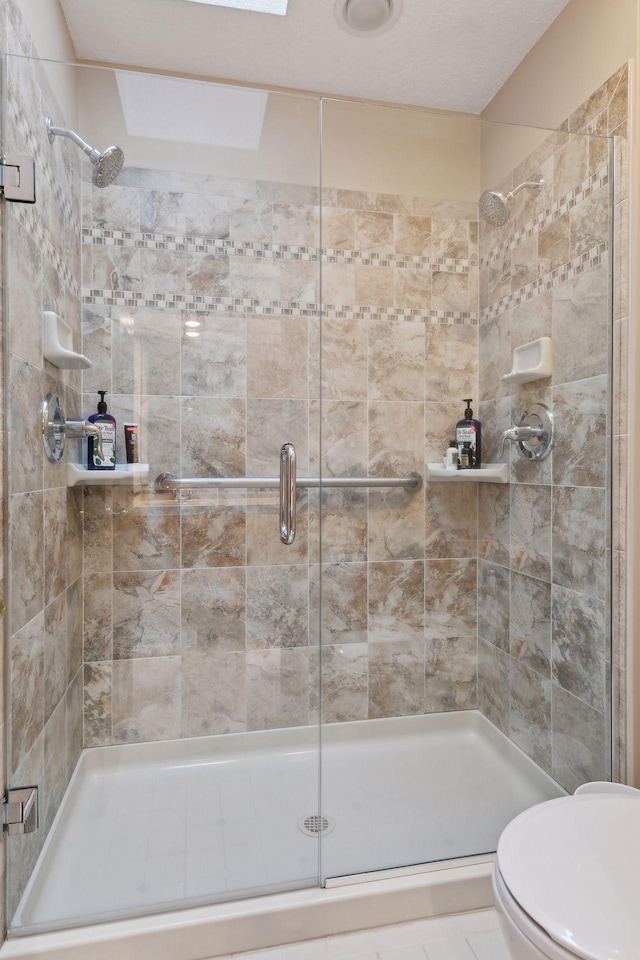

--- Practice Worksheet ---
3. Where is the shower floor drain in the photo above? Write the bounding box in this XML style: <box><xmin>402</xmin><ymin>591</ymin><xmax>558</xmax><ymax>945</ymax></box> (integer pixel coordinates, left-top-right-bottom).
<box><xmin>298</xmin><ymin>814</ymin><xmax>335</xmax><ymax>837</ymax></box>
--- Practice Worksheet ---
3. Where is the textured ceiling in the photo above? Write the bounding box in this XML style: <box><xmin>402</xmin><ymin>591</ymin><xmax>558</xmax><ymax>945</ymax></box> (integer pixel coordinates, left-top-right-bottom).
<box><xmin>59</xmin><ymin>0</ymin><xmax>571</xmax><ymax>113</ymax></box>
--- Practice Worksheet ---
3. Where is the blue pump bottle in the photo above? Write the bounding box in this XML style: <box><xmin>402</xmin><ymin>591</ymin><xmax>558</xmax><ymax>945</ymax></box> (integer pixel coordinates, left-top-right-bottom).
<box><xmin>456</xmin><ymin>398</ymin><xmax>481</xmax><ymax>469</ymax></box>
<box><xmin>87</xmin><ymin>391</ymin><xmax>116</xmax><ymax>470</ymax></box>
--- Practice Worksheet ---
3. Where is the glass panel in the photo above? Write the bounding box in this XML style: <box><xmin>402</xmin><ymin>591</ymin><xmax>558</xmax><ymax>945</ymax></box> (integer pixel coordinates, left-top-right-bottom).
<box><xmin>318</xmin><ymin>97</ymin><xmax>613</xmax><ymax>882</ymax></box>
<box><xmin>4</xmin><ymin>55</ymin><xmax>321</xmax><ymax>933</ymax></box>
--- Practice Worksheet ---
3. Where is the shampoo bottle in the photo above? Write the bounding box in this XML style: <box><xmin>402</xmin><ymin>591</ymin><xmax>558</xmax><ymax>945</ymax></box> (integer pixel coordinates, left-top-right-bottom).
<box><xmin>456</xmin><ymin>398</ymin><xmax>481</xmax><ymax>469</ymax></box>
<box><xmin>87</xmin><ymin>391</ymin><xmax>116</xmax><ymax>470</ymax></box>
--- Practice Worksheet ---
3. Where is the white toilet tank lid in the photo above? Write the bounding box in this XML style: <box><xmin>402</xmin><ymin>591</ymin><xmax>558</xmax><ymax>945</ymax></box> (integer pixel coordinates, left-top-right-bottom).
<box><xmin>497</xmin><ymin>794</ymin><xmax>640</xmax><ymax>960</ymax></box>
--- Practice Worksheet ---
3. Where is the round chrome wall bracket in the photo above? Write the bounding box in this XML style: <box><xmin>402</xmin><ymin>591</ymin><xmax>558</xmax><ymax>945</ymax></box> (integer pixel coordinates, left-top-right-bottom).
<box><xmin>42</xmin><ymin>393</ymin><xmax>66</xmax><ymax>462</ymax></box>
<box><xmin>517</xmin><ymin>402</ymin><xmax>555</xmax><ymax>460</ymax></box>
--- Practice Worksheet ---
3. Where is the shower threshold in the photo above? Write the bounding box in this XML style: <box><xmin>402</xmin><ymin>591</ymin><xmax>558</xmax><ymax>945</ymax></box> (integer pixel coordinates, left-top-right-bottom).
<box><xmin>6</xmin><ymin>710</ymin><xmax>562</xmax><ymax>954</ymax></box>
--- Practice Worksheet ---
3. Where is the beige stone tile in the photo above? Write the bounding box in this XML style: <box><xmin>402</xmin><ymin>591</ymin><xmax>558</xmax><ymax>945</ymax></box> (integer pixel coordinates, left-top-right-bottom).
<box><xmin>112</xmin><ymin>657</ymin><xmax>182</xmax><ymax>744</ymax></box>
<box><xmin>478</xmin><ymin>638</ymin><xmax>510</xmax><ymax>734</ymax></box>
<box><xmin>368</xmin><ymin>639</ymin><xmax>425</xmax><ymax>719</ymax></box>
<box><xmin>181</xmin><ymin>312</ymin><xmax>246</xmax><ymax>398</ymax></box>
<box><xmin>614</xmin><ymin>198</ymin><xmax>629</xmax><ymax>322</ymax></box>
<box><xmin>425</xmin><ymin>483</ymin><xmax>477</xmax><ymax>559</ymax></box>
<box><xmin>322</xmin><ymin>208</ymin><xmax>355</xmax><ymax>249</ymax></box>
<box><xmin>9</xmin><ymin>355</ymin><xmax>43</xmax><ymax>494</ymax></box>
<box><xmin>353</xmin><ymin>211</ymin><xmax>394</xmax><ymax>252</ymax></box>
<box><xmin>185</xmin><ymin>251</ymin><xmax>229</xmax><ymax>298</ymax></box>
<box><xmin>247</xmin><ymin>316</ymin><xmax>308</xmax><ymax>399</ymax></box>
<box><xmin>84</xmin><ymin>572</ymin><xmax>113</xmax><ymax>663</ymax></box>
<box><xmin>321</xmin><ymin>319</ymin><xmax>368</xmax><ymax>400</ymax></box>
<box><xmin>7</xmin><ymin>214</ymin><xmax>42</xmax><ymax>368</ymax></box>
<box><xmin>309</xmin><ymin>562</ymin><xmax>367</xmax><ymax>646</ymax></box>
<box><xmin>394</xmin><ymin>267</ymin><xmax>432</xmax><ymax>309</ymax></box>
<box><xmin>425</xmin><ymin>401</ymin><xmax>459</xmax><ymax>463</ymax></box>
<box><xmin>425</xmin><ymin>559</ymin><xmax>476</xmax><ymax>640</ymax></box>
<box><xmin>181</xmin><ymin>649</ymin><xmax>246</xmax><ymax>737</ymax></box>
<box><xmin>478</xmin><ymin>559</ymin><xmax>510</xmax><ymax>652</ymax></box>
<box><xmin>9</xmin><ymin>613</ymin><xmax>45</xmax><ymax>778</ymax></box>
<box><xmin>552</xmin><ymin>683</ymin><xmax>606</xmax><ymax>792</ymax></box>
<box><xmin>182</xmin><ymin>494</ymin><xmax>246</xmax><ymax>568</ymax></box>
<box><xmin>478</xmin><ymin>484</ymin><xmax>509</xmax><ymax>566</ymax></box>
<box><xmin>317</xmin><ymin>643</ymin><xmax>368</xmax><ymax>723</ymax></box>
<box><xmin>554</xmin><ymin>134</ymin><xmax>589</xmax><ymax>198</ymax></box>
<box><xmin>509</xmin><ymin>659</ymin><xmax>552</xmax><ymax>773</ymax></box>
<box><xmin>10</xmin><ymin>491</ymin><xmax>44</xmax><ymax>634</ymax></box>
<box><xmin>112</xmin><ymin>491</ymin><xmax>180</xmax><ymax>572</ymax></box>
<box><xmin>552</xmin><ymin>377</ymin><xmax>607</xmax><ymax>487</ymax></box>
<box><xmin>511</xmin><ymin>234</ymin><xmax>538</xmax><ymax>292</ymax></box>
<box><xmin>478</xmin><ymin>312</ymin><xmax>510</xmax><ymax>401</ymax></box>
<box><xmin>317</xmin><ymin>489</ymin><xmax>368</xmax><ymax>563</ymax></box>
<box><xmin>369</xmin><ymin>318</ymin><xmax>425</xmax><ymax>401</ymax></box>
<box><xmin>181</xmin><ymin>566</ymin><xmax>245</xmax><ymax>652</ymax></box>
<box><xmin>113</xmin><ymin>570</ymin><xmax>181</xmax><ymax>659</ymax></box>
<box><xmin>112</xmin><ymin>307</ymin><xmax>181</xmax><ymax>396</ymax></box>
<box><xmin>246</xmin><ymin>648</ymin><xmax>309</xmax><ymax>730</ymax></box>
<box><xmin>321</xmin><ymin>261</ymin><xmax>356</xmax><ymax>305</ymax></box>
<box><xmin>368</xmin><ymin>401</ymin><xmax>424</xmax><ymax>477</ymax></box>
<box><xmin>44</xmin><ymin>487</ymin><xmax>67</xmax><ymax>605</ymax></box>
<box><xmin>510</xmin><ymin>484</ymin><xmax>551</xmax><ymax>581</ymax></box>
<box><xmin>510</xmin><ymin>571</ymin><xmax>551</xmax><ymax>677</ymax></box>
<box><xmin>424</xmin><ymin>635</ymin><xmax>477</xmax><ymax>713</ymax></box>
<box><xmin>552</xmin><ymin>486</ymin><xmax>607</xmax><ymax>600</ymax></box>
<box><xmin>272</xmin><ymin>202</ymin><xmax>319</xmax><ymax>246</ymax></box>
<box><xmin>552</xmin><ymin>584</ymin><xmax>606</xmax><ymax>712</ymax></box>
<box><xmin>182</xmin><ymin>396</ymin><xmax>246</xmax><ymax>478</ymax></box>
<box><xmin>246</xmin><ymin>564</ymin><xmax>308</xmax><ymax>649</ymax></box>
<box><xmin>368</xmin><ymin>560</ymin><xmax>424</xmax><ymax>644</ymax></box>
<box><xmin>431</xmin><ymin>271</ymin><xmax>472</xmax><ymax>312</ymax></box>
<box><xmin>369</xmin><ymin>487</ymin><xmax>425</xmax><ymax>562</ymax></box>
<box><xmin>607</xmin><ymin>64</ymin><xmax>629</xmax><ymax>133</ymax></box>
<box><xmin>552</xmin><ymin>262</ymin><xmax>610</xmax><ymax>383</ymax></box>
<box><xmin>354</xmin><ymin>265</ymin><xmax>394</xmax><ymax>306</ymax></box>
<box><xmin>247</xmin><ymin>397</ymin><xmax>308</xmax><ymax>476</ymax></box>
<box><xmin>393</xmin><ymin>215</ymin><xmax>431</xmax><ymax>256</ymax></box>
<box><xmin>246</xmin><ymin>491</ymin><xmax>309</xmax><ymax>566</ymax></box>
<box><xmin>569</xmin><ymin>188</ymin><xmax>610</xmax><ymax>260</ymax></box>
<box><xmin>538</xmin><ymin>213</ymin><xmax>570</xmax><ymax>275</ymax></box>
<box><xmin>84</xmin><ymin>661</ymin><xmax>112</xmax><ymax>747</ymax></box>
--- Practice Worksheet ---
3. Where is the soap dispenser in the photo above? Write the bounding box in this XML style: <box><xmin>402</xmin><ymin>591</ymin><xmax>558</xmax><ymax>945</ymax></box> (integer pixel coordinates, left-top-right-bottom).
<box><xmin>456</xmin><ymin>398</ymin><xmax>481</xmax><ymax>469</ymax></box>
<box><xmin>87</xmin><ymin>391</ymin><xmax>116</xmax><ymax>470</ymax></box>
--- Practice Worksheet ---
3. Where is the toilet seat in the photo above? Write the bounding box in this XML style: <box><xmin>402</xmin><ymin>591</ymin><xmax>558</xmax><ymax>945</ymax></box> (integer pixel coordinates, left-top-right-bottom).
<box><xmin>493</xmin><ymin>864</ymin><xmax>579</xmax><ymax>959</ymax></box>
<box><xmin>496</xmin><ymin>794</ymin><xmax>640</xmax><ymax>960</ymax></box>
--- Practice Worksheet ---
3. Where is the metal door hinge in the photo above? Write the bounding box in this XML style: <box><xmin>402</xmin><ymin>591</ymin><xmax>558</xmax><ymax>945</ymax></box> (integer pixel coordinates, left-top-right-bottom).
<box><xmin>3</xmin><ymin>786</ymin><xmax>38</xmax><ymax>835</ymax></box>
<box><xmin>0</xmin><ymin>154</ymin><xmax>36</xmax><ymax>203</ymax></box>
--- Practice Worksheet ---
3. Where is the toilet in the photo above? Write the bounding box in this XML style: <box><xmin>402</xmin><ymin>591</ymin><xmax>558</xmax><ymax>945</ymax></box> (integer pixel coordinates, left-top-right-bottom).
<box><xmin>493</xmin><ymin>789</ymin><xmax>640</xmax><ymax>959</ymax></box>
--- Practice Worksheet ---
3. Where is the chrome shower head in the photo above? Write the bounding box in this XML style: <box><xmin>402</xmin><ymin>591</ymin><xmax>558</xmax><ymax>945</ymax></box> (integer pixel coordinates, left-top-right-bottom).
<box><xmin>46</xmin><ymin>117</ymin><xmax>125</xmax><ymax>188</ymax></box>
<box><xmin>479</xmin><ymin>179</ymin><xmax>544</xmax><ymax>227</ymax></box>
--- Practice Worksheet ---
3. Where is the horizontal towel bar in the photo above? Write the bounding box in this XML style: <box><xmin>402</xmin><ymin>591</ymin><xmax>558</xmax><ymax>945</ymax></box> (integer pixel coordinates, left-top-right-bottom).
<box><xmin>155</xmin><ymin>471</ymin><xmax>423</xmax><ymax>494</ymax></box>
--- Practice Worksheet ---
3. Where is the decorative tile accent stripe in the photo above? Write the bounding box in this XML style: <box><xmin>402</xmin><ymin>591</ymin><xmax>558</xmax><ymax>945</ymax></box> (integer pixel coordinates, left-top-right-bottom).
<box><xmin>480</xmin><ymin>164</ymin><xmax>609</xmax><ymax>268</ymax></box>
<box><xmin>481</xmin><ymin>242</ymin><xmax>608</xmax><ymax>321</ymax></box>
<box><xmin>13</xmin><ymin>203</ymin><xmax>80</xmax><ymax>298</ymax></box>
<box><xmin>84</xmin><ymin>229</ymin><xmax>477</xmax><ymax>275</ymax></box>
<box><xmin>7</xmin><ymin>87</ymin><xmax>80</xmax><ymax>237</ymax></box>
<box><xmin>82</xmin><ymin>289</ymin><xmax>477</xmax><ymax>326</ymax></box>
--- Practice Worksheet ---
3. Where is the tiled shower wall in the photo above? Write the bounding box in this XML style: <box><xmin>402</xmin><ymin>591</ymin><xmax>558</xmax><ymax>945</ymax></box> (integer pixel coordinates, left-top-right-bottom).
<box><xmin>2</xmin><ymin>0</ymin><xmax>84</xmax><ymax>921</ymax></box>
<box><xmin>476</xmin><ymin>65</ymin><xmax>629</xmax><ymax>793</ymax></box>
<box><xmin>80</xmin><ymin>168</ymin><xmax>479</xmax><ymax>745</ymax></box>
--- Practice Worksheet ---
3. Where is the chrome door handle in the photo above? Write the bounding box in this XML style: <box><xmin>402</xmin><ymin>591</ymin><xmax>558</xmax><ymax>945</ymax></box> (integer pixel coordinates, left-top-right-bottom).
<box><xmin>280</xmin><ymin>442</ymin><xmax>296</xmax><ymax>545</ymax></box>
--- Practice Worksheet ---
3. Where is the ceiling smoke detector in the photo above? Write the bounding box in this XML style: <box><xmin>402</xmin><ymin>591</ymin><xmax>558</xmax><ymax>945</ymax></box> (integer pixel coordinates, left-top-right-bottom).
<box><xmin>334</xmin><ymin>0</ymin><xmax>403</xmax><ymax>37</ymax></box>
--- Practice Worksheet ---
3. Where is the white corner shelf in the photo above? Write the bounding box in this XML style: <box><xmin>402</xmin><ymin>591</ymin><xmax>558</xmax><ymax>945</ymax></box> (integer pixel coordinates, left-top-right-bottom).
<box><xmin>67</xmin><ymin>463</ymin><xmax>149</xmax><ymax>487</ymax></box>
<box><xmin>501</xmin><ymin>336</ymin><xmax>552</xmax><ymax>385</ymax></box>
<box><xmin>43</xmin><ymin>311</ymin><xmax>92</xmax><ymax>369</ymax></box>
<box><xmin>426</xmin><ymin>463</ymin><xmax>509</xmax><ymax>484</ymax></box>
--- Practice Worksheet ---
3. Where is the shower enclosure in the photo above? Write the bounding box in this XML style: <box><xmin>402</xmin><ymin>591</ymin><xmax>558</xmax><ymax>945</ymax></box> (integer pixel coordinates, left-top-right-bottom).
<box><xmin>3</xmin><ymin>52</ymin><xmax>615</xmax><ymax>937</ymax></box>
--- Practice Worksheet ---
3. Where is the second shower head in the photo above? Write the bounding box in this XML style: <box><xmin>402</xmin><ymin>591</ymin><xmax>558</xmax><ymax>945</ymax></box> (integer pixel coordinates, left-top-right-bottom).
<box><xmin>479</xmin><ymin>179</ymin><xmax>543</xmax><ymax>227</ymax></box>
<box><xmin>46</xmin><ymin>117</ymin><xmax>125</xmax><ymax>188</ymax></box>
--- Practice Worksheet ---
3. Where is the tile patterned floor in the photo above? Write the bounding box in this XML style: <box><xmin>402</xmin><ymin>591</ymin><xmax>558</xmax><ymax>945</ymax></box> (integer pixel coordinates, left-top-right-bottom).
<box><xmin>210</xmin><ymin>909</ymin><xmax>510</xmax><ymax>960</ymax></box>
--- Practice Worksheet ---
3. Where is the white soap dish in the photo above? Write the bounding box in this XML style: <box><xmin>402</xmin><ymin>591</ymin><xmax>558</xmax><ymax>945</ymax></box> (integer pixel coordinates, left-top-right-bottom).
<box><xmin>43</xmin><ymin>311</ymin><xmax>92</xmax><ymax>369</ymax></box>
<box><xmin>501</xmin><ymin>336</ymin><xmax>552</xmax><ymax>385</ymax></box>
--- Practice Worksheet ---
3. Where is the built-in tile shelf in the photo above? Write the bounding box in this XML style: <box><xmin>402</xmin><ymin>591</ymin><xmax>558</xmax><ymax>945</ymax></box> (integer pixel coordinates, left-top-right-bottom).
<box><xmin>67</xmin><ymin>463</ymin><xmax>149</xmax><ymax>487</ymax></box>
<box><xmin>426</xmin><ymin>463</ymin><xmax>509</xmax><ymax>483</ymax></box>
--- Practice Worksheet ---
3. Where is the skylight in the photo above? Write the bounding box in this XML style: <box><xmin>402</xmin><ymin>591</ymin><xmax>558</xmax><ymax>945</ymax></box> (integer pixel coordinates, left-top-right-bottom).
<box><xmin>184</xmin><ymin>0</ymin><xmax>288</xmax><ymax>13</ymax></box>
<box><xmin>115</xmin><ymin>71</ymin><xmax>269</xmax><ymax>150</ymax></box>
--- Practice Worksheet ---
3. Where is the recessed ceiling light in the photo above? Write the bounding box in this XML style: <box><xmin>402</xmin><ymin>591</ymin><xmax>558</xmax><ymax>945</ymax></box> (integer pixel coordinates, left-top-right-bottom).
<box><xmin>184</xmin><ymin>0</ymin><xmax>288</xmax><ymax>13</ymax></box>
<box><xmin>185</xmin><ymin>331</ymin><xmax>201</xmax><ymax>338</ymax></box>
<box><xmin>334</xmin><ymin>0</ymin><xmax>402</xmax><ymax>37</ymax></box>
<box><xmin>185</xmin><ymin>319</ymin><xmax>201</xmax><ymax>327</ymax></box>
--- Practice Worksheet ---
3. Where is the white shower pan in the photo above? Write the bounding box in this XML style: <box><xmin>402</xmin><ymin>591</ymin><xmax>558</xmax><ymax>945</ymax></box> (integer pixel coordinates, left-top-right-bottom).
<box><xmin>3</xmin><ymin>710</ymin><xmax>562</xmax><ymax>959</ymax></box>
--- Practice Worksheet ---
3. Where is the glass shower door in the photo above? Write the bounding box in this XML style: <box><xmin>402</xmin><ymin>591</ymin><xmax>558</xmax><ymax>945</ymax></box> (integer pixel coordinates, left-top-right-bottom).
<box><xmin>4</xmin><ymin>54</ymin><xmax>323</xmax><ymax>933</ymax></box>
<box><xmin>318</xmin><ymin>96</ymin><xmax>614</xmax><ymax>883</ymax></box>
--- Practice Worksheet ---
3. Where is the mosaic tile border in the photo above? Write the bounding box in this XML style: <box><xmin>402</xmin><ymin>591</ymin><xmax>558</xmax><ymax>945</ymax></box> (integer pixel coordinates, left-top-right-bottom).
<box><xmin>81</xmin><ymin>289</ymin><xmax>477</xmax><ymax>325</ymax></box>
<box><xmin>13</xmin><ymin>202</ymin><xmax>80</xmax><ymax>298</ymax></box>
<box><xmin>84</xmin><ymin>230</ymin><xmax>477</xmax><ymax>275</ymax></box>
<box><xmin>481</xmin><ymin>241</ymin><xmax>608</xmax><ymax>321</ymax></box>
<box><xmin>481</xmin><ymin>164</ymin><xmax>609</xmax><ymax>268</ymax></box>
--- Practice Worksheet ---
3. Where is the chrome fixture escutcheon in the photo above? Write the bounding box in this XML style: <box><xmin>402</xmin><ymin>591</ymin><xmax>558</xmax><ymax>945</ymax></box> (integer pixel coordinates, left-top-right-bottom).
<box><xmin>500</xmin><ymin>402</ymin><xmax>555</xmax><ymax>461</ymax></box>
